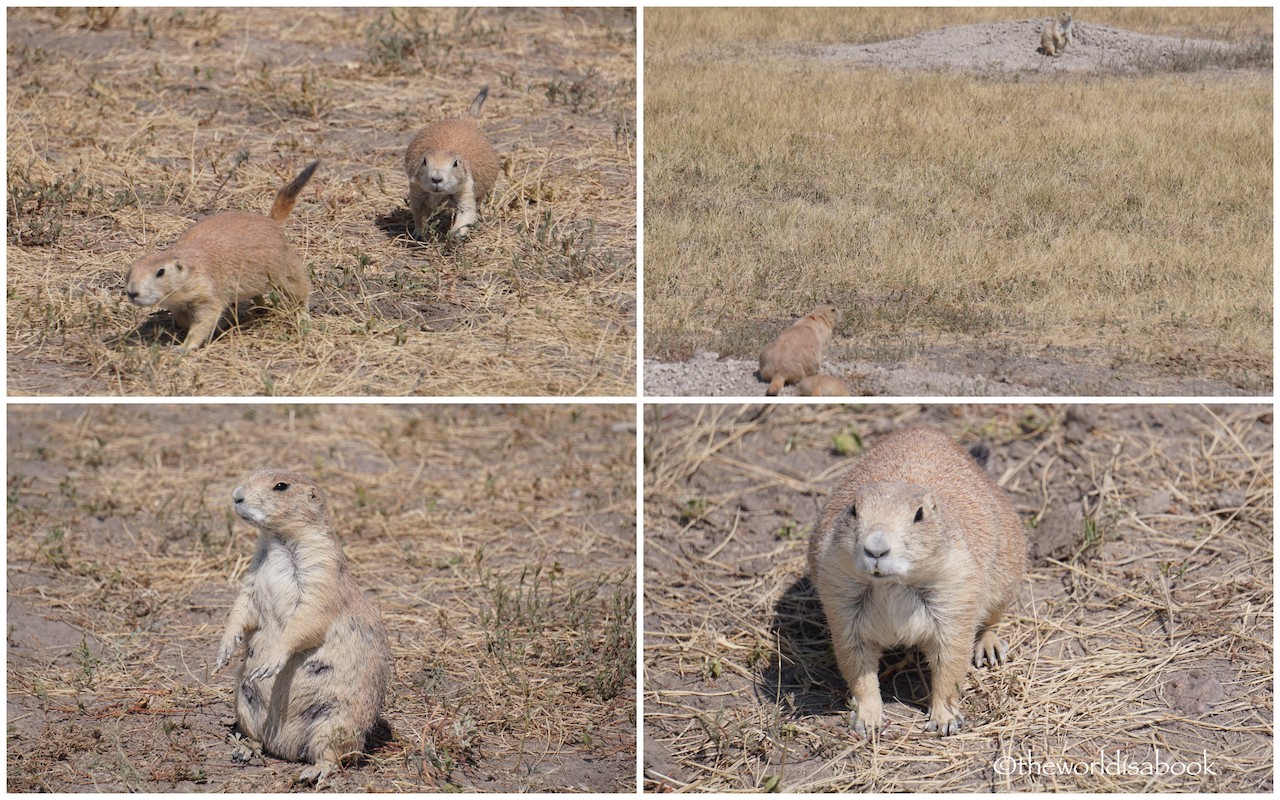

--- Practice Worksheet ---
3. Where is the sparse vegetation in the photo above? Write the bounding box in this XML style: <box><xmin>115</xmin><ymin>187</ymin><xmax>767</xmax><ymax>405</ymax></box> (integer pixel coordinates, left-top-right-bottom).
<box><xmin>644</xmin><ymin>404</ymin><xmax>1273</xmax><ymax>791</ymax></box>
<box><xmin>644</xmin><ymin>8</ymin><xmax>1271</xmax><ymax>394</ymax></box>
<box><xmin>6</xmin><ymin>404</ymin><xmax>636</xmax><ymax>792</ymax></box>
<box><xmin>7</xmin><ymin>7</ymin><xmax>636</xmax><ymax>396</ymax></box>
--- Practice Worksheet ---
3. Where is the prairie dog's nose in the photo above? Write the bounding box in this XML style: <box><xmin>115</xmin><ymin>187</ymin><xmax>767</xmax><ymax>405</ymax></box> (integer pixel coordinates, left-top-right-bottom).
<box><xmin>863</xmin><ymin>528</ymin><xmax>891</xmax><ymax>560</ymax></box>
<box><xmin>232</xmin><ymin>486</ymin><xmax>246</xmax><ymax>503</ymax></box>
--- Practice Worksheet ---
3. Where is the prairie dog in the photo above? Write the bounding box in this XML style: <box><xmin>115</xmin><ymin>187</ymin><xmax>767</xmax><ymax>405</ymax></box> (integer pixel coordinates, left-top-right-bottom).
<box><xmin>217</xmin><ymin>468</ymin><xmax>392</xmax><ymax>786</ymax></box>
<box><xmin>758</xmin><ymin>304</ymin><xmax>842</xmax><ymax>396</ymax></box>
<box><xmin>808</xmin><ymin>428</ymin><xmax>1026</xmax><ymax>736</ymax></box>
<box><xmin>125</xmin><ymin>161</ymin><xmax>317</xmax><ymax>351</ymax></box>
<box><xmin>404</xmin><ymin>86</ymin><xmax>500</xmax><ymax>240</ymax></box>
<box><xmin>797</xmin><ymin>375</ymin><xmax>850</xmax><ymax>397</ymax></box>
<box><xmin>1039</xmin><ymin>12</ymin><xmax>1074</xmax><ymax>57</ymax></box>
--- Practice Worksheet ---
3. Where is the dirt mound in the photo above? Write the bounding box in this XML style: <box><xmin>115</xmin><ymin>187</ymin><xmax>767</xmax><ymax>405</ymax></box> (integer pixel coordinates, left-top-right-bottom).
<box><xmin>821</xmin><ymin>19</ymin><xmax>1264</xmax><ymax>74</ymax></box>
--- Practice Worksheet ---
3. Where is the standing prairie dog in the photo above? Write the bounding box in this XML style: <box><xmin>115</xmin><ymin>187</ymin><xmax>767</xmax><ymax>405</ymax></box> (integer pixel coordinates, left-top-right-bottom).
<box><xmin>1039</xmin><ymin>12</ymin><xmax>1074</xmax><ymax>57</ymax></box>
<box><xmin>808</xmin><ymin>428</ymin><xmax>1026</xmax><ymax>736</ymax></box>
<box><xmin>758</xmin><ymin>304</ymin><xmax>842</xmax><ymax>396</ymax></box>
<box><xmin>797</xmin><ymin>374</ymin><xmax>850</xmax><ymax>397</ymax></box>
<box><xmin>217</xmin><ymin>468</ymin><xmax>392</xmax><ymax>787</ymax></box>
<box><xmin>404</xmin><ymin>86</ymin><xmax>500</xmax><ymax>240</ymax></box>
<box><xmin>125</xmin><ymin>161</ymin><xmax>317</xmax><ymax>351</ymax></box>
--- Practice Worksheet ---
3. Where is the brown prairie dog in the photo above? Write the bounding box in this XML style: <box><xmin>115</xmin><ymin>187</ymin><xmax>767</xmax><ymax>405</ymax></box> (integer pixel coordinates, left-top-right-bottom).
<box><xmin>797</xmin><ymin>375</ymin><xmax>850</xmax><ymax>397</ymax></box>
<box><xmin>808</xmin><ymin>428</ymin><xmax>1026</xmax><ymax>736</ymax></box>
<box><xmin>217</xmin><ymin>468</ymin><xmax>392</xmax><ymax>786</ymax></box>
<box><xmin>758</xmin><ymin>304</ymin><xmax>842</xmax><ymax>395</ymax></box>
<box><xmin>125</xmin><ymin>161</ymin><xmax>317</xmax><ymax>351</ymax></box>
<box><xmin>1040</xmin><ymin>12</ymin><xmax>1074</xmax><ymax>57</ymax></box>
<box><xmin>404</xmin><ymin>86</ymin><xmax>500</xmax><ymax>240</ymax></box>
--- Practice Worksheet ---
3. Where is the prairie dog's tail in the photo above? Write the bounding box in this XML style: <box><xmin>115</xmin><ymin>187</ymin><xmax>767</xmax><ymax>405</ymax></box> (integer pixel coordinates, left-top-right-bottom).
<box><xmin>269</xmin><ymin>160</ymin><xmax>320</xmax><ymax>223</ymax></box>
<box><xmin>766</xmin><ymin>376</ymin><xmax>785</xmax><ymax>396</ymax></box>
<box><xmin>468</xmin><ymin>85</ymin><xmax>490</xmax><ymax>117</ymax></box>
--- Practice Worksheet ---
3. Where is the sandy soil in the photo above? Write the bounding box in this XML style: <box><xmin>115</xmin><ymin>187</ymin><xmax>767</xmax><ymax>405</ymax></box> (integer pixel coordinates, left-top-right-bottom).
<box><xmin>7</xmin><ymin>404</ymin><xmax>636</xmax><ymax>792</ymax></box>
<box><xmin>644</xmin><ymin>339</ymin><xmax>1260</xmax><ymax>398</ymax></box>
<box><xmin>643</xmin><ymin>404</ymin><xmax>1272</xmax><ymax>791</ymax></box>
<box><xmin>817</xmin><ymin>19</ymin><xmax>1264</xmax><ymax>74</ymax></box>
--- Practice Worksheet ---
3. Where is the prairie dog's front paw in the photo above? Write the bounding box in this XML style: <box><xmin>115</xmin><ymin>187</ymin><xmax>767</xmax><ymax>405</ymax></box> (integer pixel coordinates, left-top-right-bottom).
<box><xmin>925</xmin><ymin>704</ymin><xmax>966</xmax><ymax>736</ymax></box>
<box><xmin>247</xmin><ymin>646</ymin><xmax>289</xmax><ymax>682</ymax></box>
<box><xmin>850</xmin><ymin>696</ymin><xmax>883</xmax><ymax>737</ymax></box>
<box><xmin>215</xmin><ymin>634</ymin><xmax>243</xmax><ymax>672</ymax></box>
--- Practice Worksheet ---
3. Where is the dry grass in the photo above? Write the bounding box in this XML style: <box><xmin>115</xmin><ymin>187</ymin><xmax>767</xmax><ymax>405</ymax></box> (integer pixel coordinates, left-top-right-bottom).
<box><xmin>643</xmin><ymin>404</ymin><xmax>1272</xmax><ymax>791</ymax></box>
<box><xmin>644</xmin><ymin>8</ymin><xmax>1272</xmax><ymax>393</ymax></box>
<box><xmin>7</xmin><ymin>7</ymin><xmax>636</xmax><ymax>396</ymax></box>
<box><xmin>7</xmin><ymin>403</ymin><xmax>636</xmax><ymax>791</ymax></box>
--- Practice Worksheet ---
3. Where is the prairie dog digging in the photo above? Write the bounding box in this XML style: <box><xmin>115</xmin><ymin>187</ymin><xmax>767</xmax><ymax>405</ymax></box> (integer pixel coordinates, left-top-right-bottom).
<box><xmin>404</xmin><ymin>86</ymin><xmax>501</xmax><ymax>240</ymax></box>
<box><xmin>217</xmin><ymin>468</ymin><xmax>392</xmax><ymax>787</ymax></box>
<box><xmin>125</xmin><ymin>161</ymin><xmax>317</xmax><ymax>351</ymax></box>
<box><xmin>1040</xmin><ymin>12</ymin><xmax>1074</xmax><ymax>57</ymax></box>
<box><xmin>758</xmin><ymin>304</ymin><xmax>842</xmax><ymax>396</ymax></box>
<box><xmin>808</xmin><ymin>428</ymin><xmax>1026</xmax><ymax>736</ymax></box>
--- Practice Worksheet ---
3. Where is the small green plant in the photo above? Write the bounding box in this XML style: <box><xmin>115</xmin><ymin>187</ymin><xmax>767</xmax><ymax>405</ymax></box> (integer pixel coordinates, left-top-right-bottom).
<box><xmin>74</xmin><ymin>636</ymin><xmax>102</xmax><ymax>686</ymax></box>
<box><xmin>775</xmin><ymin>520</ymin><xmax>810</xmax><ymax>541</ymax></box>
<box><xmin>832</xmin><ymin>427</ymin><xmax>863</xmax><ymax>457</ymax></box>
<box><xmin>680</xmin><ymin>496</ymin><xmax>707</xmax><ymax>524</ymax></box>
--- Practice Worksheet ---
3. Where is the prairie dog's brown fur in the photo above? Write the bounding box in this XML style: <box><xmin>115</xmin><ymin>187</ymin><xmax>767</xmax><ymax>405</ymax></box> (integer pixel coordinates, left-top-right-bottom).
<box><xmin>404</xmin><ymin>86</ymin><xmax>500</xmax><ymax>240</ymax></box>
<box><xmin>808</xmin><ymin>428</ymin><xmax>1026</xmax><ymax>736</ymax></box>
<box><xmin>1040</xmin><ymin>12</ymin><xmax>1074</xmax><ymax>57</ymax></box>
<box><xmin>217</xmin><ymin>468</ymin><xmax>392</xmax><ymax>786</ymax></box>
<box><xmin>797</xmin><ymin>375</ymin><xmax>850</xmax><ymax>397</ymax></box>
<box><xmin>758</xmin><ymin>304</ymin><xmax>841</xmax><ymax>395</ymax></box>
<box><xmin>125</xmin><ymin>161</ymin><xmax>317</xmax><ymax>350</ymax></box>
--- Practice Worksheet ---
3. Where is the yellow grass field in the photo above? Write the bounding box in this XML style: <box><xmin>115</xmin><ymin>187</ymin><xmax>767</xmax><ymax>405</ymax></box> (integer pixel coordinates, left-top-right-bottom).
<box><xmin>644</xmin><ymin>7</ymin><xmax>1271</xmax><ymax>396</ymax></box>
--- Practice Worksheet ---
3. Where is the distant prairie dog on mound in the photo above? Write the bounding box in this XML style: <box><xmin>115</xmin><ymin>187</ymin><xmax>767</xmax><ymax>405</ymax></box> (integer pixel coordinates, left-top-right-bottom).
<box><xmin>217</xmin><ymin>468</ymin><xmax>392</xmax><ymax>787</ymax></box>
<box><xmin>758</xmin><ymin>304</ymin><xmax>842</xmax><ymax>396</ymax></box>
<box><xmin>1039</xmin><ymin>11</ymin><xmax>1074</xmax><ymax>57</ymax></box>
<box><xmin>125</xmin><ymin>161</ymin><xmax>317</xmax><ymax>351</ymax></box>
<box><xmin>797</xmin><ymin>375</ymin><xmax>850</xmax><ymax>397</ymax></box>
<box><xmin>404</xmin><ymin>86</ymin><xmax>501</xmax><ymax>240</ymax></box>
<box><xmin>808</xmin><ymin>428</ymin><xmax>1026</xmax><ymax>736</ymax></box>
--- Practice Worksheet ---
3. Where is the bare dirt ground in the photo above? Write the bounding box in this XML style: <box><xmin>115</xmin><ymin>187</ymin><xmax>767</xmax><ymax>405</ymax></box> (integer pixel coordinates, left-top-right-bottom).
<box><xmin>644</xmin><ymin>16</ymin><xmax>1271</xmax><ymax>398</ymax></box>
<box><xmin>644</xmin><ymin>335</ymin><xmax>1257</xmax><ymax>398</ymax></box>
<box><xmin>643</xmin><ymin>404</ymin><xmax>1272</xmax><ymax>791</ymax></box>
<box><xmin>816</xmin><ymin>19</ymin><xmax>1270</xmax><ymax>75</ymax></box>
<box><xmin>7</xmin><ymin>7</ymin><xmax>636</xmax><ymax>396</ymax></box>
<box><xmin>7</xmin><ymin>404</ymin><xmax>636</xmax><ymax>791</ymax></box>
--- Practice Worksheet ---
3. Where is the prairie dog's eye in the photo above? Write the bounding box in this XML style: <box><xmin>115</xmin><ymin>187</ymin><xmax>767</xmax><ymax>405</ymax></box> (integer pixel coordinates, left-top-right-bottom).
<box><xmin>273</xmin><ymin>482</ymin><xmax>289</xmax><ymax>492</ymax></box>
<box><xmin>914</xmin><ymin>506</ymin><xmax>925</xmax><ymax>523</ymax></box>
<box><xmin>453</xmin><ymin>158</ymin><xmax>461</xmax><ymax>168</ymax></box>
<box><xmin>155</xmin><ymin>268</ymin><xmax>165</xmax><ymax>278</ymax></box>
<box><xmin>848</xmin><ymin>504</ymin><xmax>857</xmax><ymax>519</ymax></box>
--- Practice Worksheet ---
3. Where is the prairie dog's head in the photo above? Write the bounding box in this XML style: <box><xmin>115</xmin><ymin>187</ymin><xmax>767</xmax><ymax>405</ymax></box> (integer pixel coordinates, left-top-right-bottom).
<box><xmin>232</xmin><ymin>468</ymin><xmax>332</xmax><ymax>539</ymax></box>
<box><xmin>412</xmin><ymin>152</ymin><xmax>471</xmax><ymax>197</ymax></box>
<box><xmin>126</xmin><ymin>252</ymin><xmax>186</xmax><ymax>307</ymax></box>
<box><xmin>806</xmin><ymin>304</ymin><xmax>842</xmax><ymax>332</ymax></box>
<box><xmin>1057</xmin><ymin>11</ymin><xmax>1072</xmax><ymax>26</ymax></box>
<box><xmin>823</xmin><ymin>481</ymin><xmax>945</xmax><ymax>584</ymax></box>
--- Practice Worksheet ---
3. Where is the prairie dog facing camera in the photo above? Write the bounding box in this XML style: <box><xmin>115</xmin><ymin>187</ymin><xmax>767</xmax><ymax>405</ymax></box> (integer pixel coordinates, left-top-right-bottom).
<box><xmin>1040</xmin><ymin>12</ymin><xmax>1074</xmax><ymax>57</ymax></box>
<box><xmin>758</xmin><ymin>304</ymin><xmax>842</xmax><ymax>396</ymax></box>
<box><xmin>808</xmin><ymin>428</ymin><xmax>1026</xmax><ymax>736</ymax></box>
<box><xmin>216</xmin><ymin>468</ymin><xmax>392</xmax><ymax>786</ymax></box>
<box><xmin>125</xmin><ymin>161</ymin><xmax>317</xmax><ymax>351</ymax></box>
<box><xmin>404</xmin><ymin>86</ymin><xmax>501</xmax><ymax>240</ymax></box>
